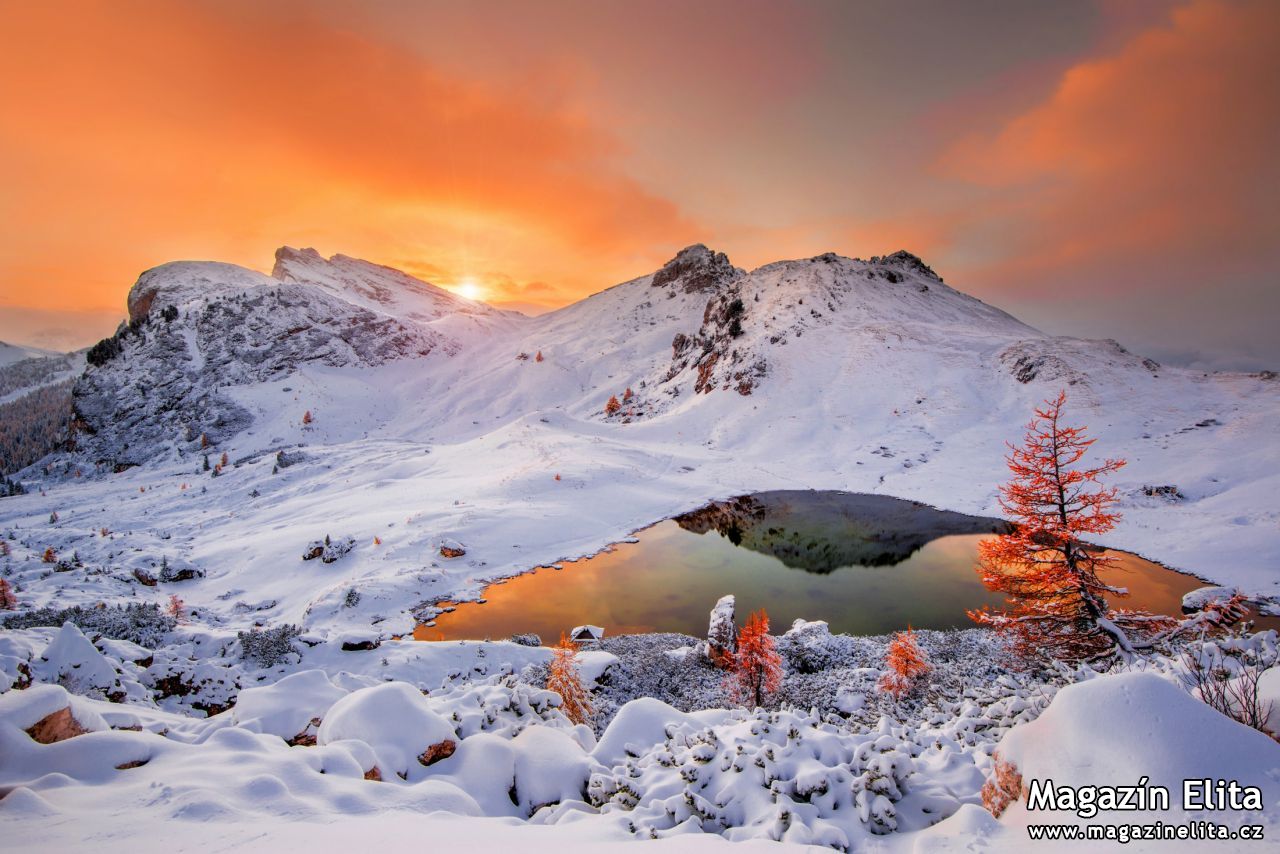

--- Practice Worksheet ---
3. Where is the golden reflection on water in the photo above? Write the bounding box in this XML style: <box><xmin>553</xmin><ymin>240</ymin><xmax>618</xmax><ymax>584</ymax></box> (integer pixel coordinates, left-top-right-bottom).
<box><xmin>415</xmin><ymin>524</ymin><xmax>1280</xmax><ymax>642</ymax></box>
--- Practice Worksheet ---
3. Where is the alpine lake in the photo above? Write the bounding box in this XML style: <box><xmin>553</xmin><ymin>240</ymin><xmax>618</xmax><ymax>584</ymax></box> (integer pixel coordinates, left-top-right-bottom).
<box><xmin>415</xmin><ymin>491</ymin><xmax>1280</xmax><ymax>641</ymax></box>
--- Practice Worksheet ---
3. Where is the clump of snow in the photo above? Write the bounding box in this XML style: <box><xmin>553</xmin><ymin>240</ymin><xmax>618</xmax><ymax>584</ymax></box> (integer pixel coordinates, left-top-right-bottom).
<box><xmin>996</xmin><ymin>672</ymin><xmax>1280</xmax><ymax>824</ymax></box>
<box><xmin>32</xmin><ymin>622</ymin><xmax>133</xmax><ymax>702</ymax></box>
<box><xmin>317</xmin><ymin>682</ymin><xmax>457</xmax><ymax>778</ymax></box>
<box><xmin>229</xmin><ymin>669</ymin><xmax>351</xmax><ymax>741</ymax></box>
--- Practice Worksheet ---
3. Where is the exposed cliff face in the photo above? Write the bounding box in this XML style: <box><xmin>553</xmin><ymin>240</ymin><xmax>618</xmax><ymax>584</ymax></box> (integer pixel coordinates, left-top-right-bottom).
<box><xmin>73</xmin><ymin>264</ymin><xmax>455</xmax><ymax>468</ymax></box>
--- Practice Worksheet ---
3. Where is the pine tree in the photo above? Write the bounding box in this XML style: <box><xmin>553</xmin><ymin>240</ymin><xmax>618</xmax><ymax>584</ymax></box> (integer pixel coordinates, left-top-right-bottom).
<box><xmin>604</xmin><ymin>395</ymin><xmax>621</xmax><ymax>416</ymax></box>
<box><xmin>969</xmin><ymin>391</ymin><xmax>1171</xmax><ymax>662</ymax></box>
<box><xmin>546</xmin><ymin>632</ymin><xmax>593</xmax><ymax>725</ymax></box>
<box><xmin>0</xmin><ymin>578</ymin><xmax>16</xmax><ymax>609</ymax></box>
<box><xmin>878</xmin><ymin>628</ymin><xmax>930</xmax><ymax>697</ymax></box>
<box><xmin>725</xmin><ymin>609</ymin><xmax>783</xmax><ymax>708</ymax></box>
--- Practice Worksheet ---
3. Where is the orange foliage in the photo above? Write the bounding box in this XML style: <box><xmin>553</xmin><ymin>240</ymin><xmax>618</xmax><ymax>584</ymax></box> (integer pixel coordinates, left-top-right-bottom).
<box><xmin>535</xmin><ymin>350</ymin><xmax>544</xmax><ymax>362</ymax></box>
<box><xmin>42</xmin><ymin>547</ymin><xmax>56</xmax><ymax>563</ymax></box>
<box><xmin>167</xmin><ymin>594</ymin><xmax>186</xmax><ymax>623</ymax></box>
<box><xmin>0</xmin><ymin>540</ymin><xmax>8</xmax><ymax>557</ymax></box>
<box><xmin>969</xmin><ymin>392</ymin><xmax>1169</xmax><ymax>663</ymax></box>
<box><xmin>546</xmin><ymin>632</ymin><xmax>593</xmax><ymax>725</ymax></box>
<box><xmin>623</xmin><ymin>387</ymin><xmax>634</xmax><ymax>402</ymax></box>
<box><xmin>220</xmin><ymin>452</ymin><xmax>229</xmax><ymax>467</ymax></box>
<box><xmin>302</xmin><ymin>410</ymin><xmax>313</xmax><ymax>425</ymax></box>
<box><xmin>553</xmin><ymin>473</ymin><xmax>561</xmax><ymax>481</ymax></box>
<box><xmin>200</xmin><ymin>432</ymin><xmax>209</xmax><ymax>449</ymax></box>
<box><xmin>878</xmin><ymin>628</ymin><xmax>930</xmax><ymax>697</ymax></box>
<box><xmin>725</xmin><ymin>609</ymin><xmax>783</xmax><ymax>709</ymax></box>
<box><xmin>0</xmin><ymin>578</ymin><xmax>16</xmax><ymax>609</ymax></box>
<box><xmin>604</xmin><ymin>395</ymin><xmax>621</xmax><ymax>416</ymax></box>
<box><xmin>373</xmin><ymin>536</ymin><xmax>382</xmax><ymax>546</ymax></box>
<box><xmin>982</xmin><ymin>754</ymin><xmax>1024</xmax><ymax>817</ymax></box>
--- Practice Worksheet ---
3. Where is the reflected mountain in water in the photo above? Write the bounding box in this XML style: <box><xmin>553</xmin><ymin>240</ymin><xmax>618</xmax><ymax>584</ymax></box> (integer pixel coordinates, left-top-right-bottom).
<box><xmin>673</xmin><ymin>491</ymin><xmax>1008</xmax><ymax>573</ymax></box>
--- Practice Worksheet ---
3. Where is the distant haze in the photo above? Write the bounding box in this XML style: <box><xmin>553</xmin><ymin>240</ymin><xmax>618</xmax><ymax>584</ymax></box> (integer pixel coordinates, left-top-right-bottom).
<box><xmin>1</xmin><ymin>0</ymin><xmax>1276</xmax><ymax>368</ymax></box>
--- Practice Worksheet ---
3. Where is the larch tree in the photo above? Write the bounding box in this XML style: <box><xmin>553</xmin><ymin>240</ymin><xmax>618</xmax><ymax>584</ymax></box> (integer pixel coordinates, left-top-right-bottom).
<box><xmin>604</xmin><ymin>395</ymin><xmax>622</xmax><ymax>416</ymax></box>
<box><xmin>969</xmin><ymin>391</ymin><xmax>1172</xmax><ymax>663</ymax></box>
<box><xmin>878</xmin><ymin>627</ymin><xmax>930</xmax><ymax>697</ymax></box>
<box><xmin>0</xmin><ymin>578</ymin><xmax>16</xmax><ymax>609</ymax></box>
<box><xmin>725</xmin><ymin>609</ymin><xmax>783</xmax><ymax>709</ymax></box>
<box><xmin>547</xmin><ymin>632</ymin><xmax>594</xmax><ymax>726</ymax></box>
<box><xmin>167</xmin><ymin>594</ymin><xmax>186</xmax><ymax>623</ymax></box>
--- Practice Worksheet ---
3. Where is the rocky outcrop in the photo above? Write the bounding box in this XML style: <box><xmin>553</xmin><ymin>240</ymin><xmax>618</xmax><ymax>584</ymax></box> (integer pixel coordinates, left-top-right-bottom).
<box><xmin>73</xmin><ymin>262</ymin><xmax>455</xmax><ymax>468</ymax></box>
<box><xmin>650</xmin><ymin>244</ymin><xmax>740</xmax><ymax>294</ymax></box>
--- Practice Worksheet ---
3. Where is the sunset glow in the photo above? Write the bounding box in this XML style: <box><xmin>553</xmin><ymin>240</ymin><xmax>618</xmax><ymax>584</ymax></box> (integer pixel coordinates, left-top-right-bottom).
<box><xmin>1</xmin><ymin>0</ymin><xmax>1276</xmax><ymax>366</ymax></box>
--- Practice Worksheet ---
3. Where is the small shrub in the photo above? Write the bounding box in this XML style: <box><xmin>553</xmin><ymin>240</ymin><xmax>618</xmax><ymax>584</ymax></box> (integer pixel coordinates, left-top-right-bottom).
<box><xmin>237</xmin><ymin>624</ymin><xmax>303</xmax><ymax>668</ymax></box>
<box><xmin>982</xmin><ymin>754</ymin><xmax>1023</xmax><ymax>817</ymax></box>
<box><xmin>878</xmin><ymin>628</ymin><xmax>930</xmax><ymax>697</ymax></box>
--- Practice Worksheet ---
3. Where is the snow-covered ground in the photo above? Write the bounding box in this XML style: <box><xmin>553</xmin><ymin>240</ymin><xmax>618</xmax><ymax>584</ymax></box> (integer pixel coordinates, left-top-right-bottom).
<box><xmin>1</xmin><ymin>244</ymin><xmax>1278</xmax><ymax>850</ymax></box>
<box><xmin>1</xmin><ymin>245</ymin><xmax>1277</xmax><ymax>642</ymax></box>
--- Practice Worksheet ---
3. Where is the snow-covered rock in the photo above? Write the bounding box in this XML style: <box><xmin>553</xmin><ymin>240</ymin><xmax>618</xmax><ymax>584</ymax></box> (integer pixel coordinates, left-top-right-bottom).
<box><xmin>229</xmin><ymin>669</ymin><xmax>349</xmax><ymax>742</ymax></box>
<box><xmin>994</xmin><ymin>672</ymin><xmax>1280</xmax><ymax>824</ymax></box>
<box><xmin>316</xmin><ymin>681</ymin><xmax>457</xmax><ymax>778</ymax></box>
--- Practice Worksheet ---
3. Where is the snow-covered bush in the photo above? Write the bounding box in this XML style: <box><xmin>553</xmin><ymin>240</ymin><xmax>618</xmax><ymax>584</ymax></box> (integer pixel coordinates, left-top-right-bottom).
<box><xmin>2</xmin><ymin>602</ymin><xmax>176</xmax><ymax>647</ymax></box>
<box><xmin>237</xmin><ymin>624</ymin><xmax>303</xmax><ymax>668</ymax></box>
<box><xmin>585</xmin><ymin>703</ymin><xmax>935</xmax><ymax>846</ymax></box>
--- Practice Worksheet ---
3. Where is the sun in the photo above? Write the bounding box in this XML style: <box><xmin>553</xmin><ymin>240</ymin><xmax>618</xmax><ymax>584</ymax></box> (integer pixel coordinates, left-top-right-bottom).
<box><xmin>454</xmin><ymin>279</ymin><xmax>484</xmax><ymax>301</ymax></box>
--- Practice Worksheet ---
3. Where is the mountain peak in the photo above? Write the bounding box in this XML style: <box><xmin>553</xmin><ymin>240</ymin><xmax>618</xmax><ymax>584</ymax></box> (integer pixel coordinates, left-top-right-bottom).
<box><xmin>870</xmin><ymin>250</ymin><xmax>941</xmax><ymax>281</ymax></box>
<box><xmin>651</xmin><ymin>244</ymin><xmax>740</xmax><ymax>294</ymax></box>
<box><xmin>271</xmin><ymin>246</ymin><xmax>325</xmax><ymax>279</ymax></box>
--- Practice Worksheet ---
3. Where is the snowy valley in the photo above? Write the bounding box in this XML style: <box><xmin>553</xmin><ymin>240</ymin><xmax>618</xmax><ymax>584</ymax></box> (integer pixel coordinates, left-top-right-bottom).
<box><xmin>2</xmin><ymin>244</ymin><xmax>1279</xmax><ymax>851</ymax></box>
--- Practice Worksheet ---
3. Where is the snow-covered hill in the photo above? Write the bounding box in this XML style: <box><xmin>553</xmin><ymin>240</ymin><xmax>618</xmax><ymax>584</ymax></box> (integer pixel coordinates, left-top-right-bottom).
<box><xmin>0</xmin><ymin>244</ymin><xmax>1277</xmax><ymax>639</ymax></box>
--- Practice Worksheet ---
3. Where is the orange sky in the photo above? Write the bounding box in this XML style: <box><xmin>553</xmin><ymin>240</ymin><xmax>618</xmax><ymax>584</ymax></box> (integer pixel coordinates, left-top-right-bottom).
<box><xmin>1</xmin><ymin>0</ymin><xmax>1276</xmax><ymax>367</ymax></box>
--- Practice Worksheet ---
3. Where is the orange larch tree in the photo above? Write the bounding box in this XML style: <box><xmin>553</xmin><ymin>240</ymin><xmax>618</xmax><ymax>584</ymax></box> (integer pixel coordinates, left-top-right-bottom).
<box><xmin>725</xmin><ymin>609</ymin><xmax>783</xmax><ymax>708</ymax></box>
<box><xmin>604</xmin><ymin>395</ymin><xmax>621</xmax><ymax>416</ymax></box>
<box><xmin>547</xmin><ymin>632</ymin><xmax>594</xmax><ymax>726</ymax></box>
<box><xmin>970</xmin><ymin>391</ymin><xmax>1172</xmax><ymax>663</ymax></box>
<box><xmin>0</xmin><ymin>578</ymin><xmax>16</xmax><ymax>609</ymax></box>
<box><xmin>167</xmin><ymin>594</ymin><xmax>186</xmax><ymax>623</ymax></box>
<box><xmin>302</xmin><ymin>410</ymin><xmax>313</xmax><ymax>425</ymax></box>
<box><xmin>878</xmin><ymin>627</ymin><xmax>930</xmax><ymax>697</ymax></box>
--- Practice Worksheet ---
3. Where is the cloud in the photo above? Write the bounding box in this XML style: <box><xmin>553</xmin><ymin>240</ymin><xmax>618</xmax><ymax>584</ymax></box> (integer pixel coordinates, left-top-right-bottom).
<box><xmin>932</xmin><ymin>0</ymin><xmax>1280</xmax><ymax>293</ymax></box>
<box><xmin>0</xmin><ymin>0</ymin><xmax>696</xmax><ymax>314</ymax></box>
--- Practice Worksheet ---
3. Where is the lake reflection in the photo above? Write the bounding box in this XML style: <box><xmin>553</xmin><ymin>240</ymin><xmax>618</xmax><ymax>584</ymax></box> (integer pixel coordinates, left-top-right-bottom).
<box><xmin>417</xmin><ymin>491</ymin><xmax>1277</xmax><ymax>641</ymax></box>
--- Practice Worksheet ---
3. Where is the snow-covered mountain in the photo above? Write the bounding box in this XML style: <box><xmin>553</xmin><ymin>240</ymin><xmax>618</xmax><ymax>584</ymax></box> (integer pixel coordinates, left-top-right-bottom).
<box><xmin>1</xmin><ymin>243</ymin><xmax>1276</xmax><ymax>639</ymax></box>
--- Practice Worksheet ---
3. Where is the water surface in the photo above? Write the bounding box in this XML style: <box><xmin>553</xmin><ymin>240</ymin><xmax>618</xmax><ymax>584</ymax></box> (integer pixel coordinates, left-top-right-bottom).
<box><xmin>417</xmin><ymin>491</ymin><xmax>1276</xmax><ymax>640</ymax></box>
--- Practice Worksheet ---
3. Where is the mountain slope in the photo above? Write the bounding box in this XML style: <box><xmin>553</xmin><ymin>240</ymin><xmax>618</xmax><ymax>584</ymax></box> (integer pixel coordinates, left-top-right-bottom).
<box><xmin>0</xmin><ymin>244</ymin><xmax>1276</xmax><ymax>639</ymax></box>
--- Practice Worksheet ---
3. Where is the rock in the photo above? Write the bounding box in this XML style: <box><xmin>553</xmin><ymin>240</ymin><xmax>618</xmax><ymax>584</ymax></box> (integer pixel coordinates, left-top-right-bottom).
<box><xmin>132</xmin><ymin>568</ymin><xmax>157</xmax><ymax>587</ymax></box>
<box><xmin>363</xmin><ymin>766</ymin><xmax>382</xmax><ymax>782</ymax></box>
<box><xmin>439</xmin><ymin>539</ymin><xmax>466</xmax><ymax>559</ymax></box>
<box><xmin>650</xmin><ymin>244</ymin><xmax>740</xmax><ymax>294</ymax></box>
<box><xmin>1182</xmin><ymin>586</ymin><xmax>1242</xmax><ymax>613</ymax></box>
<box><xmin>706</xmin><ymin>594</ymin><xmax>737</xmax><ymax>666</ymax></box>
<box><xmin>302</xmin><ymin>536</ymin><xmax>355</xmax><ymax>563</ymax></box>
<box><xmin>418</xmin><ymin>738</ymin><xmax>457</xmax><ymax>766</ymax></box>
<box><xmin>26</xmin><ymin>707</ymin><xmax>90</xmax><ymax>744</ymax></box>
<box><xmin>316</xmin><ymin>682</ymin><xmax>458</xmax><ymax>778</ymax></box>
